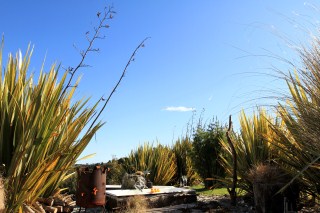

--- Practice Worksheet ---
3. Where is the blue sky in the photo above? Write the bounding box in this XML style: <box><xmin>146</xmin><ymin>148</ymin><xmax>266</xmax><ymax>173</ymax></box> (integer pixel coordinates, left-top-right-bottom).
<box><xmin>1</xmin><ymin>1</ymin><xmax>319</xmax><ymax>163</ymax></box>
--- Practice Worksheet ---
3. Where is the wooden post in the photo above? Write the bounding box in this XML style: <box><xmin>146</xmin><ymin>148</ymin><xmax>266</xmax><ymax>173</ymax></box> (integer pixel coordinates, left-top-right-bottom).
<box><xmin>226</xmin><ymin>115</ymin><xmax>237</xmax><ymax>206</ymax></box>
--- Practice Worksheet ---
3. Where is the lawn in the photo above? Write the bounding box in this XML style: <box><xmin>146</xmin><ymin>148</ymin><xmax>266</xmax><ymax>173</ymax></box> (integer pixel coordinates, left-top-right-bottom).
<box><xmin>191</xmin><ymin>185</ymin><xmax>244</xmax><ymax>196</ymax></box>
<box><xmin>191</xmin><ymin>185</ymin><xmax>229</xmax><ymax>196</ymax></box>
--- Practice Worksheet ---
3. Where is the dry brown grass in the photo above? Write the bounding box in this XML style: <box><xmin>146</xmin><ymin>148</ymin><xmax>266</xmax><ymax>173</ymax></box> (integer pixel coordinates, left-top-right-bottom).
<box><xmin>0</xmin><ymin>177</ymin><xmax>5</xmax><ymax>212</ymax></box>
<box><xmin>123</xmin><ymin>195</ymin><xmax>148</xmax><ymax>213</ymax></box>
<box><xmin>248</xmin><ymin>163</ymin><xmax>288</xmax><ymax>184</ymax></box>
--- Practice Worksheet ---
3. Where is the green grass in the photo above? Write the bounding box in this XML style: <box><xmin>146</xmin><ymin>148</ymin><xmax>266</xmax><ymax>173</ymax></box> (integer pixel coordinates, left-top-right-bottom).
<box><xmin>191</xmin><ymin>185</ymin><xmax>229</xmax><ymax>196</ymax></box>
<box><xmin>191</xmin><ymin>185</ymin><xmax>244</xmax><ymax>196</ymax></box>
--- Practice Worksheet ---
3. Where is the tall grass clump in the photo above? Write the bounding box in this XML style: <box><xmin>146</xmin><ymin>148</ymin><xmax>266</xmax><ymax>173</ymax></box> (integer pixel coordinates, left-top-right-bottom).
<box><xmin>247</xmin><ymin>163</ymin><xmax>299</xmax><ymax>212</ymax></box>
<box><xmin>123</xmin><ymin>142</ymin><xmax>177</xmax><ymax>185</ymax></box>
<box><xmin>0</xmin><ymin>46</ymin><xmax>103</xmax><ymax>212</ymax></box>
<box><xmin>272</xmin><ymin>38</ymin><xmax>320</xmax><ymax>196</ymax></box>
<box><xmin>220</xmin><ymin>109</ymin><xmax>279</xmax><ymax>193</ymax></box>
<box><xmin>172</xmin><ymin>136</ymin><xmax>200</xmax><ymax>186</ymax></box>
<box><xmin>123</xmin><ymin>195</ymin><xmax>148</xmax><ymax>213</ymax></box>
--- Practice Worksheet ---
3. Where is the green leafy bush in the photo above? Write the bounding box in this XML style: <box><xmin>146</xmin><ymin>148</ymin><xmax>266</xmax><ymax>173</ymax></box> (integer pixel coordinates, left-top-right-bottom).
<box><xmin>191</xmin><ymin>119</ymin><xmax>226</xmax><ymax>183</ymax></box>
<box><xmin>105</xmin><ymin>158</ymin><xmax>126</xmax><ymax>185</ymax></box>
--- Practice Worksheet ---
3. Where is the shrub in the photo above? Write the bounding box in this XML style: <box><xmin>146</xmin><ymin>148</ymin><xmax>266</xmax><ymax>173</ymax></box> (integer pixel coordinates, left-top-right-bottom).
<box><xmin>106</xmin><ymin>158</ymin><xmax>126</xmax><ymax>185</ymax></box>
<box><xmin>248</xmin><ymin>164</ymin><xmax>299</xmax><ymax>212</ymax></box>
<box><xmin>191</xmin><ymin>119</ymin><xmax>226</xmax><ymax>182</ymax></box>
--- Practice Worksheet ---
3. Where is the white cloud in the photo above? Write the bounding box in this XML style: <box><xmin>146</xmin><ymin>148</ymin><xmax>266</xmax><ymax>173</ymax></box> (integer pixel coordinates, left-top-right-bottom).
<box><xmin>163</xmin><ymin>106</ymin><xmax>196</xmax><ymax>112</ymax></box>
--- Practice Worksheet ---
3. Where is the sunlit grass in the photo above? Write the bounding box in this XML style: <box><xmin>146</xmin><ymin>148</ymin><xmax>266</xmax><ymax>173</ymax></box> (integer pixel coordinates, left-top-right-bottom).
<box><xmin>191</xmin><ymin>185</ymin><xmax>228</xmax><ymax>196</ymax></box>
<box><xmin>191</xmin><ymin>185</ymin><xmax>244</xmax><ymax>196</ymax></box>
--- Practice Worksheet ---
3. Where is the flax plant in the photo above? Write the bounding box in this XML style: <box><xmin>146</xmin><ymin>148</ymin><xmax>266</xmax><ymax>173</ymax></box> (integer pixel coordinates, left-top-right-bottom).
<box><xmin>172</xmin><ymin>136</ymin><xmax>199</xmax><ymax>185</ymax></box>
<box><xmin>0</xmin><ymin>47</ymin><xmax>103</xmax><ymax>212</ymax></box>
<box><xmin>271</xmin><ymin>39</ymin><xmax>320</xmax><ymax>196</ymax></box>
<box><xmin>220</xmin><ymin>109</ymin><xmax>279</xmax><ymax>192</ymax></box>
<box><xmin>124</xmin><ymin>142</ymin><xmax>177</xmax><ymax>185</ymax></box>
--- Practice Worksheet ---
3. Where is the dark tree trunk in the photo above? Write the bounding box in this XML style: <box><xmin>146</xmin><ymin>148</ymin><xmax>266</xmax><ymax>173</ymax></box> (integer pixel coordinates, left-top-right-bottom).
<box><xmin>226</xmin><ymin>115</ymin><xmax>237</xmax><ymax>206</ymax></box>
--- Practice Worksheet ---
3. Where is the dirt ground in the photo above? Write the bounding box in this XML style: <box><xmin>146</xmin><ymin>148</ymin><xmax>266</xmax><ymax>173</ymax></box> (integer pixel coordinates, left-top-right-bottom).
<box><xmin>145</xmin><ymin>195</ymin><xmax>255</xmax><ymax>213</ymax></box>
<box><xmin>73</xmin><ymin>195</ymin><xmax>255</xmax><ymax>212</ymax></box>
<box><xmin>73</xmin><ymin>194</ymin><xmax>320</xmax><ymax>213</ymax></box>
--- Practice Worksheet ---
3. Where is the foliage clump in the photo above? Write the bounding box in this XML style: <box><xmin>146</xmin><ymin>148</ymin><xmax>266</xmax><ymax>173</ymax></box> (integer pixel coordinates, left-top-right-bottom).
<box><xmin>172</xmin><ymin>136</ymin><xmax>200</xmax><ymax>186</ymax></box>
<box><xmin>105</xmin><ymin>158</ymin><xmax>126</xmax><ymax>185</ymax></box>
<box><xmin>271</xmin><ymin>38</ymin><xmax>320</xmax><ymax>197</ymax></box>
<box><xmin>123</xmin><ymin>143</ymin><xmax>177</xmax><ymax>185</ymax></box>
<box><xmin>191</xmin><ymin>119</ymin><xmax>226</xmax><ymax>183</ymax></box>
<box><xmin>220</xmin><ymin>109</ymin><xmax>279</xmax><ymax>193</ymax></box>
<box><xmin>0</xmin><ymin>47</ymin><xmax>103</xmax><ymax>212</ymax></box>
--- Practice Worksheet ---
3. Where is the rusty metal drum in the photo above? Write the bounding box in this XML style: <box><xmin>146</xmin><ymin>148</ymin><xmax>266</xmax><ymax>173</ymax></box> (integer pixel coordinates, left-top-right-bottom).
<box><xmin>76</xmin><ymin>165</ymin><xmax>107</xmax><ymax>208</ymax></box>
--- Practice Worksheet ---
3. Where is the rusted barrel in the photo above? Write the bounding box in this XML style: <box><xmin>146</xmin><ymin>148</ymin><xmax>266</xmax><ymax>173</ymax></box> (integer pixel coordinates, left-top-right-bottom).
<box><xmin>76</xmin><ymin>165</ymin><xmax>107</xmax><ymax>208</ymax></box>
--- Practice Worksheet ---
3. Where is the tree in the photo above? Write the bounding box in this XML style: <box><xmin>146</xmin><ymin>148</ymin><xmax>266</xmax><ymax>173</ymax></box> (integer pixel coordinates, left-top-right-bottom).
<box><xmin>105</xmin><ymin>157</ymin><xmax>126</xmax><ymax>185</ymax></box>
<box><xmin>191</xmin><ymin>119</ymin><xmax>226</xmax><ymax>185</ymax></box>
